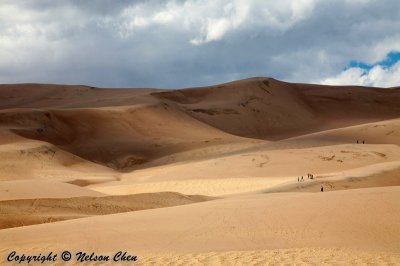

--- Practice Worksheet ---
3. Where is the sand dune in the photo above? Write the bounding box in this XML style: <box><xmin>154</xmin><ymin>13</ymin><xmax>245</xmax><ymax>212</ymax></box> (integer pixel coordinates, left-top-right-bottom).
<box><xmin>88</xmin><ymin>143</ymin><xmax>400</xmax><ymax>196</ymax></box>
<box><xmin>0</xmin><ymin>179</ymin><xmax>104</xmax><ymax>201</ymax></box>
<box><xmin>135</xmin><ymin>248</ymin><xmax>400</xmax><ymax>266</ymax></box>
<box><xmin>1</xmin><ymin>187</ymin><xmax>399</xmax><ymax>260</ymax></box>
<box><xmin>0</xmin><ymin>140</ymin><xmax>116</xmax><ymax>181</ymax></box>
<box><xmin>0</xmin><ymin>84</ymin><xmax>162</xmax><ymax>109</ymax></box>
<box><xmin>1</xmin><ymin>78</ymin><xmax>399</xmax><ymax>172</ymax></box>
<box><xmin>264</xmin><ymin>161</ymin><xmax>400</xmax><ymax>193</ymax></box>
<box><xmin>0</xmin><ymin>78</ymin><xmax>399</xmax><ymax>265</ymax></box>
<box><xmin>282</xmin><ymin>118</ymin><xmax>400</xmax><ymax>147</ymax></box>
<box><xmin>0</xmin><ymin>192</ymin><xmax>214</xmax><ymax>229</ymax></box>
<box><xmin>90</xmin><ymin>177</ymin><xmax>293</xmax><ymax>197</ymax></box>
<box><xmin>0</xmin><ymin>104</ymin><xmax>249</xmax><ymax>171</ymax></box>
<box><xmin>155</xmin><ymin>78</ymin><xmax>400</xmax><ymax>139</ymax></box>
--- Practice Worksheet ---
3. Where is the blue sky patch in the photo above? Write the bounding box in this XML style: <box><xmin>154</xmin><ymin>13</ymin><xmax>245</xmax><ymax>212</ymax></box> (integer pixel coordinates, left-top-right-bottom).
<box><xmin>379</xmin><ymin>51</ymin><xmax>400</xmax><ymax>68</ymax></box>
<box><xmin>345</xmin><ymin>51</ymin><xmax>400</xmax><ymax>71</ymax></box>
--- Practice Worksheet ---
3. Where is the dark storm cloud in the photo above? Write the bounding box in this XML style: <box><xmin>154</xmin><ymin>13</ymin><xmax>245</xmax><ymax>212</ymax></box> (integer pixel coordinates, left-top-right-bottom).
<box><xmin>0</xmin><ymin>0</ymin><xmax>399</xmax><ymax>88</ymax></box>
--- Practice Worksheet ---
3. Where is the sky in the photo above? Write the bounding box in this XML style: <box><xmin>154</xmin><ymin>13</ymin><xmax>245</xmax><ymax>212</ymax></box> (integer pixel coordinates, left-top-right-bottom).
<box><xmin>0</xmin><ymin>0</ymin><xmax>399</xmax><ymax>88</ymax></box>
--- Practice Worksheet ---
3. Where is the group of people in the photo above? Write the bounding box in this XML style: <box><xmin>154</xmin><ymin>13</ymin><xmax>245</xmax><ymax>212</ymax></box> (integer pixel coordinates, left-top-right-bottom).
<box><xmin>296</xmin><ymin>173</ymin><xmax>324</xmax><ymax>192</ymax></box>
<box><xmin>356</xmin><ymin>140</ymin><xmax>365</xmax><ymax>144</ymax></box>
<box><xmin>297</xmin><ymin>173</ymin><xmax>315</xmax><ymax>182</ymax></box>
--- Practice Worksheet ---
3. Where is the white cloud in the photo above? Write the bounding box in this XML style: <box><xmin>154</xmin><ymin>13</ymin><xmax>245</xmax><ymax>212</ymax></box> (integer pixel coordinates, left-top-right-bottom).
<box><xmin>190</xmin><ymin>0</ymin><xmax>316</xmax><ymax>44</ymax></box>
<box><xmin>369</xmin><ymin>35</ymin><xmax>400</xmax><ymax>62</ymax></box>
<box><xmin>290</xmin><ymin>0</ymin><xmax>316</xmax><ymax>21</ymax></box>
<box><xmin>116</xmin><ymin>0</ymin><xmax>316</xmax><ymax>45</ymax></box>
<box><xmin>190</xmin><ymin>2</ymin><xmax>248</xmax><ymax>45</ymax></box>
<box><xmin>320</xmin><ymin>61</ymin><xmax>400</xmax><ymax>88</ymax></box>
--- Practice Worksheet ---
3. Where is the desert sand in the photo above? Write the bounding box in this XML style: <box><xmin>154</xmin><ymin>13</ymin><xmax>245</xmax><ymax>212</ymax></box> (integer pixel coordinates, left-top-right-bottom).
<box><xmin>0</xmin><ymin>192</ymin><xmax>214</xmax><ymax>229</ymax></box>
<box><xmin>0</xmin><ymin>77</ymin><xmax>399</xmax><ymax>265</ymax></box>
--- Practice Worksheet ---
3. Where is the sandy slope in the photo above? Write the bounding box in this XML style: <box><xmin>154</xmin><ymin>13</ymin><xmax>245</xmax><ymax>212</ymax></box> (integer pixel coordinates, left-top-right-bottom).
<box><xmin>0</xmin><ymin>192</ymin><xmax>214</xmax><ymax>229</ymax></box>
<box><xmin>282</xmin><ymin>118</ymin><xmax>400</xmax><ymax>147</ymax></box>
<box><xmin>134</xmin><ymin>248</ymin><xmax>400</xmax><ymax>265</ymax></box>
<box><xmin>264</xmin><ymin>161</ymin><xmax>400</xmax><ymax>193</ymax></box>
<box><xmin>1</xmin><ymin>78</ymin><xmax>399</xmax><ymax>172</ymax></box>
<box><xmin>89</xmin><ymin>142</ymin><xmax>400</xmax><ymax>196</ymax></box>
<box><xmin>0</xmin><ymin>104</ymin><xmax>251</xmax><ymax>171</ymax></box>
<box><xmin>0</xmin><ymin>140</ymin><xmax>116</xmax><ymax>181</ymax></box>
<box><xmin>0</xmin><ymin>84</ymin><xmax>162</xmax><ymax>109</ymax></box>
<box><xmin>0</xmin><ymin>180</ymin><xmax>104</xmax><ymax>201</ymax></box>
<box><xmin>1</xmin><ymin>187</ymin><xmax>399</xmax><ymax>263</ymax></box>
<box><xmin>155</xmin><ymin>78</ymin><xmax>400</xmax><ymax>139</ymax></box>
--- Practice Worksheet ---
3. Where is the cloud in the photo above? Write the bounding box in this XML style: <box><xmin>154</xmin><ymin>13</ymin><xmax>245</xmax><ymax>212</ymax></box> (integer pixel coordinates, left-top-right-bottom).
<box><xmin>117</xmin><ymin>0</ymin><xmax>315</xmax><ymax>45</ymax></box>
<box><xmin>0</xmin><ymin>0</ymin><xmax>399</xmax><ymax>88</ymax></box>
<box><xmin>320</xmin><ymin>52</ymin><xmax>400</xmax><ymax>87</ymax></box>
<box><xmin>189</xmin><ymin>2</ymin><xmax>250</xmax><ymax>45</ymax></box>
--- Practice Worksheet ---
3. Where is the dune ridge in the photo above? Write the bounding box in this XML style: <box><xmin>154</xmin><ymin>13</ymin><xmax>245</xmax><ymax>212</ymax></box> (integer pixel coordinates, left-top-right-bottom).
<box><xmin>1</xmin><ymin>78</ymin><xmax>399</xmax><ymax>172</ymax></box>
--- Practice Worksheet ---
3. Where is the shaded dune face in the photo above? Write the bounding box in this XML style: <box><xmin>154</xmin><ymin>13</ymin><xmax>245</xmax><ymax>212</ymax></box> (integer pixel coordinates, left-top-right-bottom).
<box><xmin>153</xmin><ymin>79</ymin><xmax>318</xmax><ymax>139</ymax></box>
<box><xmin>0</xmin><ymin>78</ymin><xmax>399</xmax><ymax>172</ymax></box>
<box><xmin>154</xmin><ymin>78</ymin><xmax>400</xmax><ymax>140</ymax></box>
<box><xmin>0</xmin><ymin>105</ymin><xmax>236</xmax><ymax>171</ymax></box>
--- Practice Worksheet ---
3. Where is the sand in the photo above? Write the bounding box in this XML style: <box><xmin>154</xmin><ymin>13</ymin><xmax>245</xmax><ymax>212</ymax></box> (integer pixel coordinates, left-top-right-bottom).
<box><xmin>0</xmin><ymin>179</ymin><xmax>104</xmax><ymax>201</ymax></box>
<box><xmin>1</xmin><ymin>187</ymin><xmax>400</xmax><ymax>264</ymax></box>
<box><xmin>0</xmin><ymin>192</ymin><xmax>214</xmax><ymax>229</ymax></box>
<box><xmin>0</xmin><ymin>77</ymin><xmax>400</xmax><ymax>265</ymax></box>
<box><xmin>135</xmin><ymin>248</ymin><xmax>400</xmax><ymax>265</ymax></box>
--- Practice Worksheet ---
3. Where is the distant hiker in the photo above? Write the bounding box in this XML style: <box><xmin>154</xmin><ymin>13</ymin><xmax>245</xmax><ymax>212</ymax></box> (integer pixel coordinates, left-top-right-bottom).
<box><xmin>298</xmin><ymin>177</ymin><xmax>299</xmax><ymax>182</ymax></box>
<box><xmin>357</xmin><ymin>140</ymin><xmax>358</xmax><ymax>144</ymax></box>
<box><xmin>363</xmin><ymin>140</ymin><xmax>365</xmax><ymax>144</ymax></box>
<box><xmin>301</xmin><ymin>176</ymin><xmax>303</xmax><ymax>181</ymax></box>
<box><xmin>321</xmin><ymin>186</ymin><xmax>324</xmax><ymax>192</ymax></box>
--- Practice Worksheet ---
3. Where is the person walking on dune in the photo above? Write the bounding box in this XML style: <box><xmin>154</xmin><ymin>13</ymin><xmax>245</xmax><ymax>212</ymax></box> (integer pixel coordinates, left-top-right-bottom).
<box><xmin>321</xmin><ymin>186</ymin><xmax>324</xmax><ymax>192</ymax></box>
